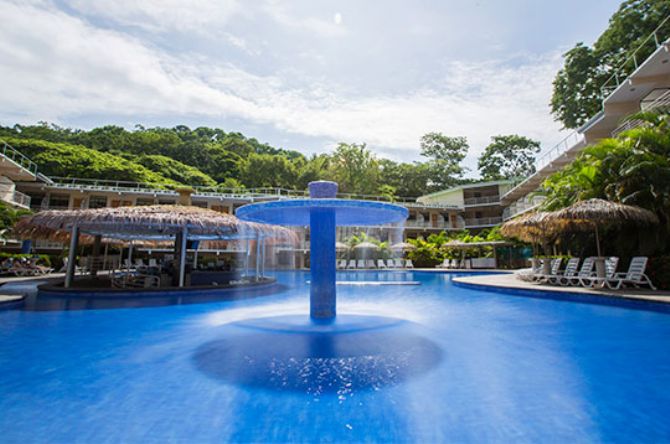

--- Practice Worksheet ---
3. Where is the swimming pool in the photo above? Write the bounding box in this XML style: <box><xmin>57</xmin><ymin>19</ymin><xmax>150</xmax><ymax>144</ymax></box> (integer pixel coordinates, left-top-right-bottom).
<box><xmin>1</xmin><ymin>271</ymin><xmax>669</xmax><ymax>442</ymax></box>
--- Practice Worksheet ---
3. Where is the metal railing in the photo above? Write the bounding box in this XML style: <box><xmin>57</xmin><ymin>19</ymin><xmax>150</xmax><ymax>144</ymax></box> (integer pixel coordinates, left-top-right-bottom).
<box><xmin>12</xmin><ymin>190</ymin><xmax>31</xmax><ymax>208</ymax></box>
<box><xmin>535</xmin><ymin>131</ymin><xmax>585</xmax><ymax>171</ymax></box>
<box><xmin>43</xmin><ymin>177</ymin><xmax>462</xmax><ymax>210</ymax></box>
<box><xmin>0</xmin><ymin>183</ymin><xmax>31</xmax><ymax>208</ymax></box>
<box><xmin>502</xmin><ymin>195</ymin><xmax>546</xmax><ymax>220</ymax></box>
<box><xmin>641</xmin><ymin>88</ymin><xmax>670</xmax><ymax>112</ymax></box>
<box><xmin>464</xmin><ymin>216</ymin><xmax>502</xmax><ymax>227</ymax></box>
<box><xmin>463</xmin><ymin>195</ymin><xmax>500</xmax><ymax>206</ymax></box>
<box><xmin>0</xmin><ymin>140</ymin><xmax>38</xmax><ymax>176</ymax></box>
<box><xmin>600</xmin><ymin>15</ymin><xmax>670</xmax><ymax>100</ymax></box>
<box><xmin>611</xmin><ymin>89</ymin><xmax>670</xmax><ymax>136</ymax></box>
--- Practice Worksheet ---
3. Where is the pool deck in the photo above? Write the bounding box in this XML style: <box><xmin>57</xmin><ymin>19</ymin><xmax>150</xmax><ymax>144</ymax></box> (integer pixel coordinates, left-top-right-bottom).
<box><xmin>452</xmin><ymin>272</ymin><xmax>670</xmax><ymax>304</ymax></box>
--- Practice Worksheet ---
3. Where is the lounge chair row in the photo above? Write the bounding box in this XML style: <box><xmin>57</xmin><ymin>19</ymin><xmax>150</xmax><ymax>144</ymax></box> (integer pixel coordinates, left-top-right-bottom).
<box><xmin>337</xmin><ymin>259</ymin><xmax>414</xmax><ymax>269</ymax></box>
<box><xmin>520</xmin><ymin>256</ymin><xmax>656</xmax><ymax>290</ymax></box>
<box><xmin>1</xmin><ymin>258</ymin><xmax>53</xmax><ymax>276</ymax></box>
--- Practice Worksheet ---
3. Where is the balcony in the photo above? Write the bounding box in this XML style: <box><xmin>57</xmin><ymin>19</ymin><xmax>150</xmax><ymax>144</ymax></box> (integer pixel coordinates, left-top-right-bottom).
<box><xmin>463</xmin><ymin>216</ymin><xmax>502</xmax><ymax>228</ymax></box>
<box><xmin>463</xmin><ymin>195</ymin><xmax>500</xmax><ymax>206</ymax></box>
<box><xmin>611</xmin><ymin>89</ymin><xmax>670</xmax><ymax>137</ymax></box>
<box><xmin>501</xmin><ymin>131</ymin><xmax>586</xmax><ymax>205</ymax></box>
<box><xmin>0</xmin><ymin>183</ymin><xmax>31</xmax><ymax>209</ymax></box>
<box><xmin>502</xmin><ymin>195</ymin><xmax>546</xmax><ymax>221</ymax></box>
<box><xmin>405</xmin><ymin>220</ymin><xmax>462</xmax><ymax>230</ymax></box>
<box><xmin>0</xmin><ymin>140</ymin><xmax>39</xmax><ymax>181</ymax></box>
<box><xmin>600</xmin><ymin>15</ymin><xmax>670</xmax><ymax>100</ymax></box>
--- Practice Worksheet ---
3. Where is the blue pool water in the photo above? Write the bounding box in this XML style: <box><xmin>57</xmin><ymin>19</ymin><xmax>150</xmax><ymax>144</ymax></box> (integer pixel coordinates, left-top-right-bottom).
<box><xmin>1</xmin><ymin>271</ymin><xmax>670</xmax><ymax>442</ymax></box>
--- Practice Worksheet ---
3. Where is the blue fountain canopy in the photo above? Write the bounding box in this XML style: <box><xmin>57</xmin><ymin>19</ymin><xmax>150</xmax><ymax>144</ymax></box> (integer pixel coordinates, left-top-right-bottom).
<box><xmin>236</xmin><ymin>199</ymin><xmax>409</xmax><ymax>227</ymax></box>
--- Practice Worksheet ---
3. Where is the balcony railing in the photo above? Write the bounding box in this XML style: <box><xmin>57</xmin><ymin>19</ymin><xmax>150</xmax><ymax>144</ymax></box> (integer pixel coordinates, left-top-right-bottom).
<box><xmin>464</xmin><ymin>216</ymin><xmax>502</xmax><ymax>227</ymax></box>
<box><xmin>535</xmin><ymin>131</ymin><xmax>585</xmax><ymax>171</ymax></box>
<box><xmin>600</xmin><ymin>15</ymin><xmax>670</xmax><ymax>100</ymax></box>
<box><xmin>0</xmin><ymin>140</ymin><xmax>39</xmax><ymax>176</ymax></box>
<box><xmin>502</xmin><ymin>195</ymin><xmax>546</xmax><ymax>220</ymax></box>
<box><xmin>463</xmin><ymin>195</ymin><xmax>500</xmax><ymax>206</ymax></box>
<box><xmin>405</xmin><ymin>220</ymin><xmax>461</xmax><ymax>230</ymax></box>
<box><xmin>0</xmin><ymin>183</ymin><xmax>31</xmax><ymax>208</ymax></box>
<box><xmin>41</xmin><ymin>177</ymin><xmax>461</xmax><ymax>210</ymax></box>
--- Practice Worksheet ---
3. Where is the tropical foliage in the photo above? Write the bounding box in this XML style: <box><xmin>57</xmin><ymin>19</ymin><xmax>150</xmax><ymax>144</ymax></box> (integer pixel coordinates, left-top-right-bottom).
<box><xmin>541</xmin><ymin>112</ymin><xmax>670</xmax><ymax>252</ymax></box>
<box><xmin>406</xmin><ymin>228</ymin><xmax>508</xmax><ymax>267</ymax></box>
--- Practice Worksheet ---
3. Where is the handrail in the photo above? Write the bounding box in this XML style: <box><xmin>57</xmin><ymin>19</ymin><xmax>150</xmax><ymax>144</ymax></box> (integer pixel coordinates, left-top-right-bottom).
<box><xmin>600</xmin><ymin>14</ymin><xmax>670</xmax><ymax>100</ymax></box>
<box><xmin>463</xmin><ymin>195</ymin><xmax>500</xmax><ymax>206</ymax></box>
<box><xmin>0</xmin><ymin>139</ymin><xmax>38</xmax><ymax>175</ymax></box>
<box><xmin>44</xmin><ymin>177</ymin><xmax>461</xmax><ymax>209</ymax></box>
<box><xmin>534</xmin><ymin>131</ymin><xmax>585</xmax><ymax>172</ymax></box>
<box><xmin>463</xmin><ymin>216</ymin><xmax>502</xmax><ymax>227</ymax></box>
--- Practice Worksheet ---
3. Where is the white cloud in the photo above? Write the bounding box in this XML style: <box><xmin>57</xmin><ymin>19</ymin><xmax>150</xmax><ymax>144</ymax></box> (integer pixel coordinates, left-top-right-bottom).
<box><xmin>260</xmin><ymin>0</ymin><xmax>347</xmax><ymax>38</ymax></box>
<box><xmin>64</xmin><ymin>0</ymin><xmax>242</xmax><ymax>34</ymax></box>
<box><xmin>0</xmin><ymin>1</ymin><xmax>565</xmax><ymax>175</ymax></box>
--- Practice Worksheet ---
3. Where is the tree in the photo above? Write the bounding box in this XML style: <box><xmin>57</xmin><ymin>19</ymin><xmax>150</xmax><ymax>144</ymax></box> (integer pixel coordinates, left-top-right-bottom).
<box><xmin>478</xmin><ymin>135</ymin><xmax>541</xmax><ymax>180</ymax></box>
<box><xmin>325</xmin><ymin>143</ymin><xmax>380</xmax><ymax>194</ymax></box>
<box><xmin>420</xmin><ymin>133</ymin><xmax>468</xmax><ymax>190</ymax></box>
<box><xmin>550</xmin><ymin>0</ymin><xmax>670</xmax><ymax>128</ymax></box>
<box><xmin>238</xmin><ymin>153</ymin><xmax>299</xmax><ymax>188</ymax></box>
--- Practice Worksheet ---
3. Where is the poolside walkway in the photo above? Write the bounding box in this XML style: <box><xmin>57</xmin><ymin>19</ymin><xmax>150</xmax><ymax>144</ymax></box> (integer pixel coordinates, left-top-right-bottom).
<box><xmin>453</xmin><ymin>272</ymin><xmax>670</xmax><ymax>304</ymax></box>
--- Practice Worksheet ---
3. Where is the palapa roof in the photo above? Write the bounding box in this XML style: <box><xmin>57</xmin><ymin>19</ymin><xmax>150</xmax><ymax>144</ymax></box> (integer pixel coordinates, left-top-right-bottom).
<box><xmin>14</xmin><ymin>205</ymin><xmax>297</xmax><ymax>243</ymax></box>
<box><xmin>500</xmin><ymin>211</ymin><xmax>551</xmax><ymax>243</ymax></box>
<box><xmin>500</xmin><ymin>199</ymin><xmax>659</xmax><ymax>243</ymax></box>
<box><xmin>390</xmin><ymin>242</ymin><xmax>416</xmax><ymax>251</ymax></box>
<box><xmin>544</xmin><ymin>198</ymin><xmax>659</xmax><ymax>225</ymax></box>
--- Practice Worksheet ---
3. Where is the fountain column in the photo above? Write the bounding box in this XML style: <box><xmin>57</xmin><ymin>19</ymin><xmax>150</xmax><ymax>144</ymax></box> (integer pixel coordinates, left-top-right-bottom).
<box><xmin>308</xmin><ymin>181</ymin><xmax>337</xmax><ymax>320</ymax></box>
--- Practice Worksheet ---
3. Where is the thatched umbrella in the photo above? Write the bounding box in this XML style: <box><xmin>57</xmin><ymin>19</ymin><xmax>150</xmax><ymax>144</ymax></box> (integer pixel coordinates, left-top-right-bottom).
<box><xmin>541</xmin><ymin>198</ymin><xmax>659</xmax><ymax>256</ymax></box>
<box><xmin>14</xmin><ymin>205</ymin><xmax>296</xmax><ymax>288</ymax></box>
<box><xmin>500</xmin><ymin>211</ymin><xmax>555</xmax><ymax>244</ymax></box>
<box><xmin>353</xmin><ymin>241</ymin><xmax>380</xmax><ymax>250</ymax></box>
<box><xmin>335</xmin><ymin>242</ymin><xmax>349</xmax><ymax>251</ymax></box>
<box><xmin>390</xmin><ymin>242</ymin><xmax>416</xmax><ymax>251</ymax></box>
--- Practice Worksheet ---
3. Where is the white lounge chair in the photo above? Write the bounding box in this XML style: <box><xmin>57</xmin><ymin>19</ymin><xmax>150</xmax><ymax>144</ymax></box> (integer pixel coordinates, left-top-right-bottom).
<box><xmin>394</xmin><ymin>258</ymin><xmax>403</xmax><ymax>268</ymax></box>
<box><xmin>356</xmin><ymin>259</ymin><xmax>366</xmax><ymax>269</ymax></box>
<box><xmin>405</xmin><ymin>259</ymin><xmax>414</xmax><ymax>269</ymax></box>
<box><xmin>377</xmin><ymin>259</ymin><xmax>387</xmax><ymax>269</ymax></box>
<box><xmin>347</xmin><ymin>259</ymin><xmax>356</xmax><ymax>269</ymax></box>
<box><xmin>337</xmin><ymin>259</ymin><xmax>347</xmax><ymax>269</ymax></box>
<box><xmin>603</xmin><ymin>256</ymin><xmax>656</xmax><ymax>290</ymax></box>
<box><xmin>386</xmin><ymin>259</ymin><xmax>395</xmax><ymax>269</ymax></box>
<box><xmin>579</xmin><ymin>257</ymin><xmax>619</xmax><ymax>288</ymax></box>
<box><xmin>532</xmin><ymin>258</ymin><xmax>562</xmax><ymax>283</ymax></box>
<box><xmin>436</xmin><ymin>259</ymin><xmax>449</xmax><ymax>269</ymax></box>
<box><xmin>564</xmin><ymin>257</ymin><xmax>595</xmax><ymax>286</ymax></box>
<box><xmin>149</xmin><ymin>259</ymin><xmax>158</xmax><ymax>268</ymax></box>
<box><xmin>366</xmin><ymin>259</ymin><xmax>376</xmax><ymax>269</ymax></box>
<box><xmin>547</xmin><ymin>258</ymin><xmax>580</xmax><ymax>285</ymax></box>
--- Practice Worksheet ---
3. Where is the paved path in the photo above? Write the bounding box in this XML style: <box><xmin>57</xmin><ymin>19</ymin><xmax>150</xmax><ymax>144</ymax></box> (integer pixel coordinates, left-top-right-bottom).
<box><xmin>453</xmin><ymin>272</ymin><xmax>670</xmax><ymax>304</ymax></box>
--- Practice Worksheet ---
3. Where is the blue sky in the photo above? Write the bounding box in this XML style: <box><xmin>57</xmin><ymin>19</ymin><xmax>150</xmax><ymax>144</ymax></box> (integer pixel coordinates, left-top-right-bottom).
<box><xmin>0</xmin><ymin>0</ymin><xmax>621</xmax><ymax>175</ymax></box>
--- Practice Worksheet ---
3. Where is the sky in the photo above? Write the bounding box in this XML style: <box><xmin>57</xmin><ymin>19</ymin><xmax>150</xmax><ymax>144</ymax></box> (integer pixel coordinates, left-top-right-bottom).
<box><xmin>0</xmin><ymin>0</ymin><xmax>622</xmax><ymax>176</ymax></box>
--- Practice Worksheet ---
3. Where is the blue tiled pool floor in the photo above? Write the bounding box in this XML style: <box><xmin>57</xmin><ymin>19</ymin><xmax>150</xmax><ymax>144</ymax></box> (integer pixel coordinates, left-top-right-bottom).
<box><xmin>1</xmin><ymin>271</ymin><xmax>669</xmax><ymax>442</ymax></box>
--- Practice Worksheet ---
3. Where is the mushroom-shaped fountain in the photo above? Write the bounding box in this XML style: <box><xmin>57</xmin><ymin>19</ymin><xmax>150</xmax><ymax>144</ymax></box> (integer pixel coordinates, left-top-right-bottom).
<box><xmin>237</xmin><ymin>181</ymin><xmax>408</xmax><ymax>320</ymax></box>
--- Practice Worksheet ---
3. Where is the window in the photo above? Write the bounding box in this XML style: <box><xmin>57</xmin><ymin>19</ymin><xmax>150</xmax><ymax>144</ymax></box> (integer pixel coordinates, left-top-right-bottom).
<box><xmin>136</xmin><ymin>198</ymin><xmax>155</xmax><ymax>206</ymax></box>
<box><xmin>48</xmin><ymin>195</ymin><xmax>70</xmax><ymax>209</ymax></box>
<box><xmin>88</xmin><ymin>195</ymin><xmax>107</xmax><ymax>209</ymax></box>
